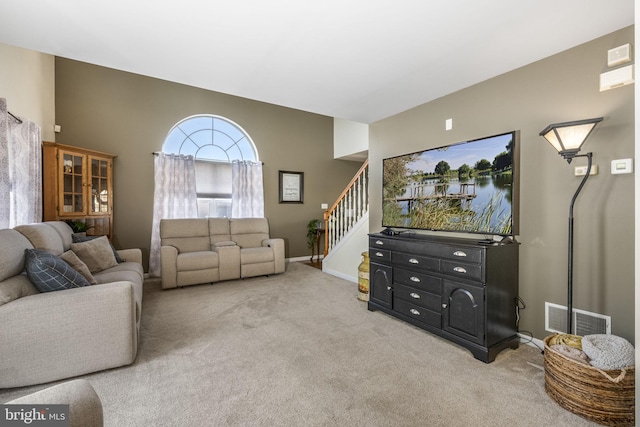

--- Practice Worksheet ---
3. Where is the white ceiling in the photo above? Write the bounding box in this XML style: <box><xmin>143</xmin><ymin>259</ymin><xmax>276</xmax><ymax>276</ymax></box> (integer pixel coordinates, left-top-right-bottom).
<box><xmin>0</xmin><ymin>1</ymin><xmax>634</xmax><ymax>123</ymax></box>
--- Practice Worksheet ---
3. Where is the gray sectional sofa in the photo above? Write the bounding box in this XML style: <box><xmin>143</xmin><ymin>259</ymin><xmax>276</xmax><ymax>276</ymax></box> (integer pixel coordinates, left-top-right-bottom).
<box><xmin>0</xmin><ymin>221</ymin><xmax>143</xmax><ymax>388</ymax></box>
<box><xmin>160</xmin><ymin>217</ymin><xmax>285</xmax><ymax>289</ymax></box>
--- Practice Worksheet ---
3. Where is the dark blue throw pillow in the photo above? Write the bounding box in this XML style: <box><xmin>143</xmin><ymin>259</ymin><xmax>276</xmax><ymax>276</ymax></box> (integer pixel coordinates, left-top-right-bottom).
<box><xmin>24</xmin><ymin>249</ymin><xmax>90</xmax><ymax>292</ymax></box>
<box><xmin>71</xmin><ymin>234</ymin><xmax>125</xmax><ymax>263</ymax></box>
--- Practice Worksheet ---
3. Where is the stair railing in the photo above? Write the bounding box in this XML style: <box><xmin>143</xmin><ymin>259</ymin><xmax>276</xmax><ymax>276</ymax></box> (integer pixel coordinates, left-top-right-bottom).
<box><xmin>323</xmin><ymin>159</ymin><xmax>369</xmax><ymax>256</ymax></box>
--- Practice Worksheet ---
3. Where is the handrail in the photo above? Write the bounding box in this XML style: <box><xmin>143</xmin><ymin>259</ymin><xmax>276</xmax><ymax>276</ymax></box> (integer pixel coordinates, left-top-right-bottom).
<box><xmin>323</xmin><ymin>159</ymin><xmax>369</xmax><ymax>256</ymax></box>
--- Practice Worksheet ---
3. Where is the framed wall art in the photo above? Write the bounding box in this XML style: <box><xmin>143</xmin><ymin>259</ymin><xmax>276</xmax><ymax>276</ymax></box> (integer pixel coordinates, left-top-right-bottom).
<box><xmin>279</xmin><ymin>171</ymin><xmax>304</xmax><ymax>203</ymax></box>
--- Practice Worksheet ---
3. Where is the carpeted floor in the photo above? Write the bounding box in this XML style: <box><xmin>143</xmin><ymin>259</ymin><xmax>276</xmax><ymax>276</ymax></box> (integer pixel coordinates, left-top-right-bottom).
<box><xmin>1</xmin><ymin>262</ymin><xmax>597</xmax><ymax>426</ymax></box>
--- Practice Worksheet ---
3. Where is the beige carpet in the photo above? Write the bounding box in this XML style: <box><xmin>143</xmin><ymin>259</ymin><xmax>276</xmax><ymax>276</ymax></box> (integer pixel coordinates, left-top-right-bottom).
<box><xmin>1</xmin><ymin>262</ymin><xmax>597</xmax><ymax>426</ymax></box>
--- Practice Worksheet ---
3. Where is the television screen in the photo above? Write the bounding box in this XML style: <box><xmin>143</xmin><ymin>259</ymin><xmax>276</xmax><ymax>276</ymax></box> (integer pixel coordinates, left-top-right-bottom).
<box><xmin>382</xmin><ymin>131</ymin><xmax>519</xmax><ymax>236</ymax></box>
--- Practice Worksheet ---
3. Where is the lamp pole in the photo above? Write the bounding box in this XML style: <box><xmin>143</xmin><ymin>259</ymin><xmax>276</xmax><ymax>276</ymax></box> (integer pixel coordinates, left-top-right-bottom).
<box><xmin>566</xmin><ymin>152</ymin><xmax>592</xmax><ymax>334</ymax></box>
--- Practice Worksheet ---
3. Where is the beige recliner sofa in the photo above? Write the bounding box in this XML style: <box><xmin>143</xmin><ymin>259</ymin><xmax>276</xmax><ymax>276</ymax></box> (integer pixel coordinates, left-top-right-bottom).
<box><xmin>160</xmin><ymin>218</ymin><xmax>285</xmax><ymax>289</ymax></box>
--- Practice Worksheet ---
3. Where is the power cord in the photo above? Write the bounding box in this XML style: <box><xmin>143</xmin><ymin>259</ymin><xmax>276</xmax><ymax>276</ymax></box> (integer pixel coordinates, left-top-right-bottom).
<box><xmin>515</xmin><ymin>296</ymin><xmax>544</xmax><ymax>354</ymax></box>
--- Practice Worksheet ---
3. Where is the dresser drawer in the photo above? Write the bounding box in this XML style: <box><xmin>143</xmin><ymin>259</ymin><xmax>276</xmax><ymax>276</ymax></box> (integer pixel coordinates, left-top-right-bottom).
<box><xmin>394</xmin><ymin>268</ymin><xmax>441</xmax><ymax>294</ymax></box>
<box><xmin>395</xmin><ymin>284</ymin><xmax>441</xmax><ymax>312</ymax></box>
<box><xmin>433</xmin><ymin>245</ymin><xmax>483</xmax><ymax>263</ymax></box>
<box><xmin>392</xmin><ymin>252</ymin><xmax>439</xmax><ymax>272</ymax></box>
<box><xmin>440</xmin><ymin>260</ymin><xmax>483</xmax><ymax>282</ymax></box>
<box><xmin>370</xmin><ymin>248</ymin><xmax>391</xmax><ymax>263</ymax></box>
<box><xmin>394</xmin><ymin>298</ymin><xmax>441</xmax><ymax>328</ymax></box>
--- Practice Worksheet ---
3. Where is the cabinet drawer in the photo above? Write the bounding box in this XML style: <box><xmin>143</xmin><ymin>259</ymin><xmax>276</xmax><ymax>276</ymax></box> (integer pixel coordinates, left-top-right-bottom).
<box><xmin>441</xmin><ymin>260</ymin><xmax>483</xmax><ymax>282</ymax></box>
<box><xmin>392</xmin><ymin>252</ymin><xmax>439</xmax><ymax>272</ymax></box>
<box><xmin>370</xmin><ymin>236</ymin><xmax>392</xmax><ymax>249</ymax></box>
<box><xmin>394</xmin><ymin>298</ymin><xmax>441</xmax><ymax>328</ymax></box>
<box><xmin>434</xmin><ymin>245</ymin><xmax>483</xmax><ymax>263</ymax></box>
<box><xmin>394</xmin><ymin>268</ymin><xmax>441</xmax><ymax>294</ymax></box>
<box><xmin>395</xmin><ymin>284</ymin><xmax>441</xmax><ymax>312</ymax></box>
<box><xmin>370</xmin><ymin>248</ymin><xmax>391</xmax><ymax>263</ymax></box>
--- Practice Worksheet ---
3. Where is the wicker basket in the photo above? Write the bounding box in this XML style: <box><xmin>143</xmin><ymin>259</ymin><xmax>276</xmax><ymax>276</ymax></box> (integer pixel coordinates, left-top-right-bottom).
<box><xmin>544</xmin><ymin>335</ymin><xmax>635</xmax><ymax>426</ymax></box>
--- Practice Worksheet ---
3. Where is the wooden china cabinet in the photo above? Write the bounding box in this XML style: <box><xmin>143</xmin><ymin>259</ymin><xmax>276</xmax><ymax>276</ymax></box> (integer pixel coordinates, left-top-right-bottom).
<box><xmin>42</xmin><ymin>141</ymin><xmax>116</xmax><ymax>239</ymax></box>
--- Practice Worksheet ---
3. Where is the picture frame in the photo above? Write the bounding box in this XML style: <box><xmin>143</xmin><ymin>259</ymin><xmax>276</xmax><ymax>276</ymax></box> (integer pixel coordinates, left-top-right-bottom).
<box><xmin>279</xmin><ymin>170</ymin><xmax>304</xmax><ymax>203</ymax></box>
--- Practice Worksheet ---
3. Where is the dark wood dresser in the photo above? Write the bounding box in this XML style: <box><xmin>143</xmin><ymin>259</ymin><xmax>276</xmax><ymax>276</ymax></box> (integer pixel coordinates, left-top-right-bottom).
<box><xmin>368</xmin><ymin>232</ymin><xmax>519</xmax><ymax>362</ymax></box>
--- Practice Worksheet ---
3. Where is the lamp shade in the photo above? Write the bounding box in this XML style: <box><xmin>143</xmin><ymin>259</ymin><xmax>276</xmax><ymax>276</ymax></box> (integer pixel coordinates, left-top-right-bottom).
<box><xmin>539</xmin><ymin>117</ymin><xmax>603</xmax><ymax>162</ymax></box>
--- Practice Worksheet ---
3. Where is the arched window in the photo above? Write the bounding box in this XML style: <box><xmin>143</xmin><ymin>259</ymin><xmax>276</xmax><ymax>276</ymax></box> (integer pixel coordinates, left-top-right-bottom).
<box><xmin>163</xmin><ymin>115</ymin><xmax>259</xmax><ymax>218</ymax></box>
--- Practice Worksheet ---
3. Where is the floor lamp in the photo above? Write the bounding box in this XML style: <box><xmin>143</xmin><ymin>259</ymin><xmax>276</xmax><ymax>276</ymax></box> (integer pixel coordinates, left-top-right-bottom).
<box><xmin>539</xmin><ymin>117</ymin><xmax>603</xmax><ymax>334</ymax></box>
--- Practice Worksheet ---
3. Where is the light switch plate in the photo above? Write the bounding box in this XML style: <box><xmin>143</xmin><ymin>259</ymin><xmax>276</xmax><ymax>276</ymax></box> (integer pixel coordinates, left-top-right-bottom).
<box><xmin>611</xmin><ymin>158</ymin><xmax>633</xmax><ymax>174</ymax></box>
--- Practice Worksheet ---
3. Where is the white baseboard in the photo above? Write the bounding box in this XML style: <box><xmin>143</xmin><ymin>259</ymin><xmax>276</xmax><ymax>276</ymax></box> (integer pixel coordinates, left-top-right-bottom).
<box><xmin>322</xmin><ymin>267</ymin><xmax>357</xmax><ymax>283</ymax></box>
<box><xmin>287</xmin><ymin>256</ymin><xmax>322</xmax><ymax>263</ymax></box>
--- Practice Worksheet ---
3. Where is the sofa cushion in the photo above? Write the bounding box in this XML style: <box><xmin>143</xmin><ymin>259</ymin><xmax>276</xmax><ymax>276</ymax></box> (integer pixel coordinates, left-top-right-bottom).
<box><xmin>15</xmin><ymin>223</ymin><xmax>65</xmax><ymax>256</ymax></box>
<box><xmin>240</xmin><ymin>247</ymin><xmax>275</xmax><ymax>264</ymax></box>
<box><xmin>24</xmin><ymin>249</ymin><xmax>91</xmax><ymax>292</ymax></box>
<box><xmin>60</xmin><ymin>250</ymin><xmax>97</xmax><ymax>285</ymax></box>
<box><xmin>0</xmin><ymin>229</ymin><xmax>34</xmax><ymax>281</ymax></box>
<box><xmin>161</xmin><ymin>218</ymin><xmax>211</xmax><ymax>253</ymax></box>
<box><xmin>45</xmin><ymin>221</ymin><xmax>75</xmax><ymax>251</ymax></box>
<box><xmin>177</xmin><ymin>251</ymin><xmax>219</xmax><ymax>271</ymax></box>
<box><xmin>209</xmin><ymin>218</ymin><xmax>232</xmax><ymax>244</ymax></box>
<box><xmin>72</xmin><ymin>234</ymin><xmax>125</xmax><ymax>263</ymax></box>
<box><xmin>230</xmin><ymin>218</ymin><xmax>269</xmax><ymax>248</ymax></box>
<box><xmin>0</xmin><ymin>274</ymin><xmax>39</xmax><ymax>306</ymax></box>
<box><xmin>70</xmin><ymin>236</ymin><xmax>119</xmax><ymax>273</ymax></box>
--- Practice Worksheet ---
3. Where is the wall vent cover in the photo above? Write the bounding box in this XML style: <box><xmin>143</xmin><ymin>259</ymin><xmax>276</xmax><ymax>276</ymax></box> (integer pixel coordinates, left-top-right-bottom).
<box><xmin>545</xmin><ymin>302</ymin><xmax>611</xmax><ymax>335</ymax></box>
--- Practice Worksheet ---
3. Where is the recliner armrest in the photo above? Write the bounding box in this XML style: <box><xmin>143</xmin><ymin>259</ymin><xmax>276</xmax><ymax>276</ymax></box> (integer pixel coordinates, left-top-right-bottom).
<box><xmin>160</xmin><ymin>245</ymin><xmax>178</xmax><ymax>289</ymax></box>
<box><xmin>263</xmin><ymin>238</ymin><xmax>285</xmax><ymax>273</ymax></box>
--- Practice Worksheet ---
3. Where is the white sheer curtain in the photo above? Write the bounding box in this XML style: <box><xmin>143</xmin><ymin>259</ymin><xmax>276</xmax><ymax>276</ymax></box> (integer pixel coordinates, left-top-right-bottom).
<box><xmin>0</xmin><ymin>98</ymin><xmax>42</xmax><ymax>229</ymax></box>
<box><xmin>231</xmin><ymin>160</ymin><xmax>264</xmax><ymax>218</ymax></box>
<box><xmin>149</xmin><ymin>153</ymin><xmax>198</xmax><ymax>277</ymax></box>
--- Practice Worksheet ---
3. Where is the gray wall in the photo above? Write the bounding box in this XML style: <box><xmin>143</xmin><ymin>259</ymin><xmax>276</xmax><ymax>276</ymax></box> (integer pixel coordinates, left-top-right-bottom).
<box><xmin>369</xmin><ymin>26</ymin><xmax>635</xmax><ymax>342</ymax></box>
<box><xmin>54</xmin><ymin>58</ymin><xmax>361</xmax><ymax>268</ymax></box>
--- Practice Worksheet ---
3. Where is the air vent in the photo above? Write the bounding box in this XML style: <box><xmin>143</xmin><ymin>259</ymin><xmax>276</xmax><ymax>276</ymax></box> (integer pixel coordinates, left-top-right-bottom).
<box><xmin>545</xmin><ymin>302</ymin><xmax>611</xmax><ymax>335</ymax></box>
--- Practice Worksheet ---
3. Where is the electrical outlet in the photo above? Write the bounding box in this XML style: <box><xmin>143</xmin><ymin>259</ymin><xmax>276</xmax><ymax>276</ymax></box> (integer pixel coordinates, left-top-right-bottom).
<box><xmin>574</xmin><ymin>165</ymin><xmax>598</xmax><ymax>176</ymax></box>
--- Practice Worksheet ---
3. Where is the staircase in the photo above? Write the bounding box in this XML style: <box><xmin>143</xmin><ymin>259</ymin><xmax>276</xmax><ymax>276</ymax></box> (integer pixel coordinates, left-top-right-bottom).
<box><xmin>322</xmin><ymin>160</ymin><xmax>369</xmax><ymax>281</ymax></box>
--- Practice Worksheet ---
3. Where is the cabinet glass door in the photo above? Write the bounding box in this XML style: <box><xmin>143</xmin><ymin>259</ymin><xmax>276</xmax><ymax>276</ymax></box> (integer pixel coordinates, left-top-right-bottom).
<box><xmin>61</xmin><ymin>151</ymin><xmax>85</xmax><ymax>214</ymax></box>
<box><xmin>89</xmin><ymin>156</ymin><xmax>111</xmax><ymax>215</ymax></box>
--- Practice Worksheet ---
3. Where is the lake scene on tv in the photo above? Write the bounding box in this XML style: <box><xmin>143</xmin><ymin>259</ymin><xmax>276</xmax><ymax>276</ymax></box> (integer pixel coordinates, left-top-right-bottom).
<box><xmin>383</xmin><ymin>132</ymin><xmax>515</xmax><ymax>235</ymax></box>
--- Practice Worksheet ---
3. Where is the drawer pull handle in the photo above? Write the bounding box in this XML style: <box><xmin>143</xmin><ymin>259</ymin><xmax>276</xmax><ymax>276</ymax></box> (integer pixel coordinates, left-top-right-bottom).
<box><xmin>409</xmin><ymin>292</ymin><xmax>420</xmax><ymax>299</ymax></box>
<box><xmin>410</xmin><ymin>308</ymin><xmax>421</xmax><ymax>316</ymax></box>
<box><xmin>375</xmin><ymin>252</ymin><xmax>384</xmax><ymax>257</ymax></box>
<box><xmin>410</xmin><ymin>276</ymin><xmax>420</xmax><ymax>283</ymax></box>
<box><xmin>409</xmin><ymin>258</ymin><xmax>419</xmax><ymax>264</ymax></box>
<box><xmin>453</xmin><ymin>266</ymin><xmax>467</xmax><ymax>274</ymax></box>
<box><xmin>453</xmin><ymin>251</ymin><xmax>467</xmax><ymax>257</ymax></box>
<box><xmin>375</xmin><ymin>240</ymin><xmax>384</xmax><ymax>245</ymax></box>
<box><xmin>387</xmin><ymin>286</ymin><xmax>392</xmax><ymax>291</ymax></box>
<box><xmin>442</xmin><ymin>303</ymin><xmax>448</xmax><ymax>309</ymax></box>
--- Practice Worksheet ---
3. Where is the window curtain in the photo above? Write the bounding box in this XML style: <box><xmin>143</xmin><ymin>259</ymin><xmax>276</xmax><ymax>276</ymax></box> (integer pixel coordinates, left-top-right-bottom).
<box><xmin>149</xmin><ymin>153</ymin><xmax>198</xmax><ymax>277</ymax></box>
<box><xmin>231</xmin><ymin>160</ymin><xmax>264</xmax><ymax>218</ymax></box>
<box><xmin>0</xmin><ymin>98</ymin><xmax>42</xmax><ymax>229</ymax></box>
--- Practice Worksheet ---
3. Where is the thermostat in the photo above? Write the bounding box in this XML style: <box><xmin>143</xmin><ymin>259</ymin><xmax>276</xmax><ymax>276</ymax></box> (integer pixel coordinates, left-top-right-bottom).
<box><xmin>611</xmin><ymin>158</ymin><xmax>633</xmax><ymax>175</ymax></box>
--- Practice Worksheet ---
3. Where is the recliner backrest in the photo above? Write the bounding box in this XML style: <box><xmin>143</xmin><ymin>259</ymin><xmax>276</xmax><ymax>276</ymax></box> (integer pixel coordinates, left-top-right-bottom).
<box><xmin>230</xmin><ymin>218</ymin><xmax>269</xmax><ymax>248</ymax></box>
<box><xmin>208</xmin><ymin>218</ymin><xmax>232</xmax><ymax>245</ymax></box>
<box><xmin>160</xmin><ymin>219</ymin><xmax>210</xmax><ymax>253</ymax></box>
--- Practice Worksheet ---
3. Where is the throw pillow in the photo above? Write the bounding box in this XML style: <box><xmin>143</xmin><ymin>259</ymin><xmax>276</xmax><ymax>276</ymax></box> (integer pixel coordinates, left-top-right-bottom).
<box><xmin>70</xmin><ymin>236</ymin><xmax>119</xmax><ymax>273</ymax></box>
<box><xmin>71</xmin><ymin>234</ymin><xmax>125</xmax><ymax>263</ymax></box>
<box><xmin>0</xmin><ymin>274</ymin><xmax>39</xmax><ymax>306</ymax></box>
<box><xmin>60</xmin><ymin>250</ymin><xmax>97</xmax><ymax>285</ymax></box>
<box><xmin>24</xmin><ymin>249</ymin><xmax>91</xmax><ymax>292</ymax></box>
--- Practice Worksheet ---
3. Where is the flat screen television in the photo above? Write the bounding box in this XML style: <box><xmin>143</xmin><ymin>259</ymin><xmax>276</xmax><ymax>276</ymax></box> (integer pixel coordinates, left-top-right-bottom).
<box><xmin>382</xmin><ymin>131</ymin><xmax>519</xmax><ymax>237</ymax></box>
